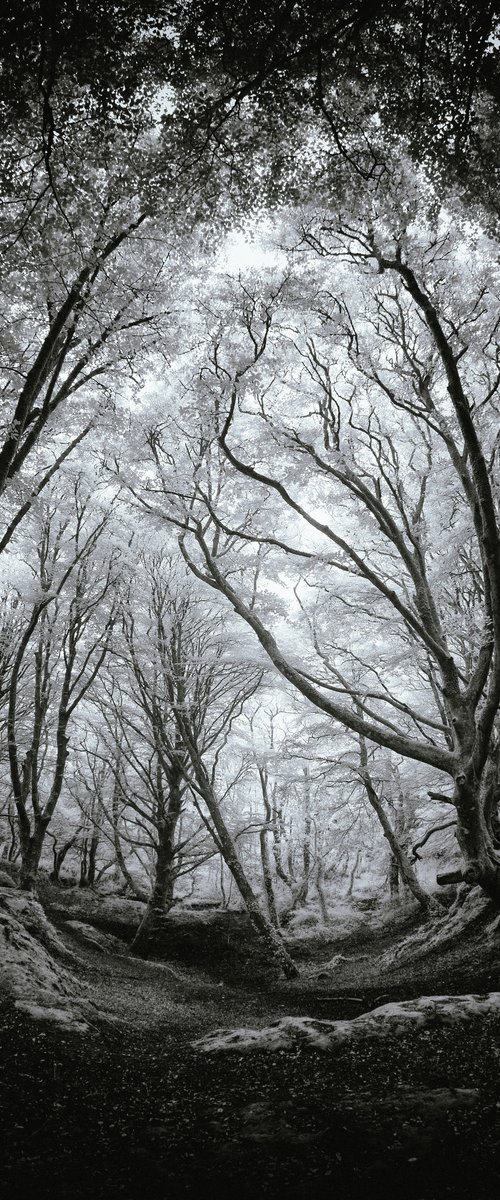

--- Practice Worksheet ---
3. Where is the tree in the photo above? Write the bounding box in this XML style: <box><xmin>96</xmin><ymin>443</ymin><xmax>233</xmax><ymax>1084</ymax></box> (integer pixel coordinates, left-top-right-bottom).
<box><xmin>172</xmin><ymin>699</ymin><xmax>300</xmax><ymax>977</ymax></box>
<box><xmin>88</xmin><ymin>556</ymin><xmax>297</xmax><ymax>969</ymax></box>
<box><xmin>170</xmin><ymin>0</ymin><xmax>500</xmax><ymax>229</ymax></box>
<box><xmin>0</xmin><ymin>2</ymin><xmax>218</xmax><ymax>548</ymax></box>
<box><xmin>2</xmin><ymin>0</ymin><xmax>499</xmax><ymax>555</ymax></box>
<box><xmin>97</xmin><ymin>566</ymin><xmax>221</xmax><ymax>950</ymax></box>
<box><xmin>356</xmin><ymin>730</ymin><xmax>434</xmax><ymax>911</ymax></box>
<box><xmin>143</xmin><ymin>192</ymin><xmax>500</xmax><ymax>905</ymax></box>
<box><xmin>5</xmin><ymin>480</ymin><xmax>118</xmax><ymax>890</ymax></box>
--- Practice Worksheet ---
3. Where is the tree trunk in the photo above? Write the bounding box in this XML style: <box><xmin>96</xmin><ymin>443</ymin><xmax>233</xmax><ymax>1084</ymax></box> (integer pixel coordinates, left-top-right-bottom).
<box><xmin>213</xmin><ymin>807</ymin><xmax>298</xmax><ymax>976</ymax></box>
<box><xmin>7</xmin><ymin>802</ymin><xmax>19</xmax><ymax>862</ymax></box>
<box><xmin>280</xmin><ymin>773</ymin><xmax>314</xmax><ymax>919</ymax></box>
<box><xmin>131</xmin><ymin>842</ymin><xmax>177</xmax><ymax>956</ymax></box>
<box><xmin>49</xmin><ymin>829</ymin><xmax>81</xmax><ymax>883</ymax></box>
<box><xmin>315</xmin><ymin>860</ymin><xmax>329</xmax><ymax>923</ymax></box>
<box><xmin>358</xmin><ymin>732</ymin><xmax>434</xmax><ymax>913</ymax></box>
<box><xmin>347</xmin><ymin>848</ymin><xmax>361</xmax><ymax>897</ymax></box>
<box><xmin>87</xmin><ymin>830</ymin><xmax>99</xmax><ymax>886</ymax></box>
<box><xmin>179</xmin><ymin>731</ymin><xmax>299</xmax><ymax>979</ymax></box>
<box><xmin>290</xmin><ymin>875</ymin><xmax>310</xmax><ymax>912</ymax></box>
<box><xmin>388</xmin><ymin>854</ymin><xmax>400</xmax><ymax>897</ymax></box>
<box><xmin>216</xmin><ymin>823</ymin><xmax>298</xmax><ymax>978</ymax></box>
<box><xmin>19</xmin><ymin>820</ymin><xmax>48</xmax><ymax>891</ymax></box>
<box><xmin>259</xmin><ymin>826</ymin><xmax>279</xmax><ymax>927</ymax></box>
<box><xmin>481</xmin><ymin>748</ymin><xmax>500</xmax><ymax>849</ymax></box>
<box><xmin>302</xmin><ymin>768</ymin><xmax>312</xmax><ymax>889</ymax></box>
<box><xmin>111</xmin><ymin>772</ymin><xmax>149</xmax><ymax>902</ymax></box>
<box><xmin>271</xmin><ymin>799</ymin><xmax>294</xmax><ymax>888</ymax></box>
<box><xmin>366</xmin><ymin>785</ymin><xmax>433</xmax><ymax>911</ymax></box>
<box><xmin>219</xmin><ymin>857</ymin><xmax>233</xmax><ymax>908</ymax></box>
<box><xmin>79</xmin><ymin>838</ymin><xmax>89</xmax><ymax>887</ymax></box>
<box><xmin>79</xmin><ymin>829</ymin><xmax>100</xmax><ymax>887</ymax></box>
<box><xmin>258</xmin><ymin>768</ymin><xmax>280</xmax><ymax>926</ymax></box>
<box><xmin>132</xmin><ymin>764</ymin><xmax>184</xmax><ymax>957</ymax></box>
<box><xmin>131</xmin><ymin>834</ymin><xmax>177</xmax><ymax>956</ymax></box>
<box><xmin>454</xmin><ymin>774</ymin><xmax>500</xmax><ymax>901</ymax></box>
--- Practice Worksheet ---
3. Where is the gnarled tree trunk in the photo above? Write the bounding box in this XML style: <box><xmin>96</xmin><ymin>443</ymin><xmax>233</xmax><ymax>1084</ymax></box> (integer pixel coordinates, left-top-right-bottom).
<box><xmin>454</xmin><ymin>771</ymin><xmax>500</xmax><ymax>901</ymax></box>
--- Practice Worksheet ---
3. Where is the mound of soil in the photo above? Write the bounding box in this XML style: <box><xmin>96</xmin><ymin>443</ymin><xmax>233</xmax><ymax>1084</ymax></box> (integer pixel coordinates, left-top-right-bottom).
<box><xmin>43</xmin><ymin>882</ymin><xmax>274</xmax><ymax>979</ymax></box>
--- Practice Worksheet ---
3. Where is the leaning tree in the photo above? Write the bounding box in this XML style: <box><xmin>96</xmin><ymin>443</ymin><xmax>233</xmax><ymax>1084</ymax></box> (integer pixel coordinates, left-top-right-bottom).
<box><xmin>138</xmin><ymin>180</ymin><xmax>500</xmax><ymax>905</ymax></box>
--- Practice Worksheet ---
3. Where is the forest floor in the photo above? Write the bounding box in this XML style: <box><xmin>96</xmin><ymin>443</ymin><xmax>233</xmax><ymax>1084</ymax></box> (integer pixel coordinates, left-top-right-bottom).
<box><xmin>1</xmin><ymin>885</ymin><xmax>500</xmax><ymax>1200</ymax></box>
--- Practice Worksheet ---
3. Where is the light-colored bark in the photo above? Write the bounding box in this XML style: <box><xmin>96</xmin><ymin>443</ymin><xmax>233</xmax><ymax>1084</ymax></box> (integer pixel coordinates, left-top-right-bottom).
<box><xmin>177</xmin><ymin>719</ymin><xmax>299</xmax><ymax>979</ymax></box>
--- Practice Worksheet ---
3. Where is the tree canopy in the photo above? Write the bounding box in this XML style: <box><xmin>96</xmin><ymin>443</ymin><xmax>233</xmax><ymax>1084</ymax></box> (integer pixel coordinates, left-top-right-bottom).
<box><xmin>1</xmin><ymin>0</ymin><xmax>500</xmax><ymax>927</ymax></box>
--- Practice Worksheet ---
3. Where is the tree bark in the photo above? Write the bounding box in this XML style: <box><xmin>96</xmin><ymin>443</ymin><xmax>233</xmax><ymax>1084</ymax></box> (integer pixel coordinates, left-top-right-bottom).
<box><xmin>111</xmin><ymin>776</ymin><xmax>149</xmax><ymax>903</ymax></box>
<box><xmin>259</xmin><ymin>826</ymin><xmax>280</xmax><ymax>927</ymax></box>
<box><xmin>49</xmin><ymin>829</ymin><xmax>81</xmax><ymax>883</ymax></box>
<box><xmin>19</xmin><ymin>820</ymin><xmax>50</xmax><ymax>891</ymax></box>
<box><xmin>388</xmin><ymin>854</ymin><xmax>400</xmax><ymax>897</ymax></box>
<box><xmin>132</xmin><ymin>763</ymin><xmax>184</xmax><ymax>956</ymax></box>
<box><xmin>177</xmin><ymin>724</ymin><xmax>299</xmax><ymax>979</ymax></box>
<box><xmin>271</xmin><ymin>797</ymin><xmax>293</xmax><ymax>887</ymax></box>
<box><xmin>87</xmin><ymin>830</ymin><xmax>99</xmax><ymax>887</ymax></box>
<box><xmin>258</xmin><ymin>768</ymin><xmax>280</xmax><ymax>926</ymax></box>
<box><xmin>366</xmin><ymin>785</ymin><xmax>434</xmax><ymax>911</ymax></box>
<box><xmin>347</xmin><ymin>848</ymin><xmax>361</xmax><ymax>897</ymax></box>
<box><xmin>454</xmin><ymin>773</ymin><xmax>500</xmax><ymax>901</ymax></box>
<box><xmin>315</xmin><ymin>859</ymin><xmax>329</xmax><ymax>923</ymax></box>
<box><xmin>358</xmin><ymin>734</ymin><xmax>434</xmax><ymax>913</ymax></box>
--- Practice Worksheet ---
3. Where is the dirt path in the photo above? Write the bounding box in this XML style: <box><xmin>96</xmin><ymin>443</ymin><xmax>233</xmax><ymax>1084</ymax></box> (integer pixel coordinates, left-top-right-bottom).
<box><xmin>2</xmin><ymin>974</ymin><xmax>500</xmax><ymax>1200</ymax></box>
<box><xmin>2</xmin><ymin>904</ymin><xmax>500</xmax><ymax>1200</ymax></box>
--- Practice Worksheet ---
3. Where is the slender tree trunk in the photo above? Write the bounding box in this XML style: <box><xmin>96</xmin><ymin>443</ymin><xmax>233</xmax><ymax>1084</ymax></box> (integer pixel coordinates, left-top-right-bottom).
<box><xmin>347</xmin><ymin>848</ymin><xmax>361</xmax><ymax>897</ymax></box>
<box><xmin>280</xmin><ymin>777</ymin><xmax>315</xmax><ymax>920</ymax></box>
<box><xmin>302</xmin><ymin>768</ymin><xmax>312</xmax><ymax>888</ymax></box>
<box><xmin>272</xmin><ymin>797</ymin><xmax>293</xmax><ymax>888</ymax></box>
<box><xmin>49</xmin><ymin>829</ymin><xmax>81</xmax><ymax>883</ymax></box>
<box><xmin>178</xmin><ymin>729</ymin><xmax>299</xmax><ymax>979</ymax></box>
<box><xmin>388</xmin><ymin>798</ymin><xmax>404</xmax><ymax>897</ymax></box>
<box><xmin>111</xmin><ymin>769</ymin><xmax>148</xmax><ymax>902</ymax></box>
<box><xmin>213</xmin><ymin>813</ymin><xmax>298</xmax><ymax>978</ymax></box>
<box><xmin>366</xmin><ymin>785</ymin><xmax>433</xmax><ymax>911</ymax></box>
<box><xmin>290</xmin><ymin>875</ymin><xmax>309</xmax><ymax>912</ymax></box>
<box><xmin>259</xmin><ymin>826</ymin><xmax>279</xmax><ymax>927</ymax></box>
<box><xmin>258</xmin><ymin>768</ymin><xmax>279</xmax><ymax>926</ymax></box>
<box><xmin>79</xmin><ymin>839</ymin><xmax>89</xmax><ymax>887</ymax></box>
<box><xmin>19</xmin><ymin>819</ymin><xmax>49</xmax><ymax>891</ymax></box>
<box><xmin>358</xmin><ymin>733</ymin><xmax>434</xmax><ymax>913</ymax></box>
<box><xmin>87</xmin><ymin>830</ymin><xmax>99</xmax><ymax>886</ymax></box>
<box><xmin>219</xmin><ymin>857</ymin><xmax>232</xmax><ymax>908</ymax></box>
<box><xmin>315</xmin><ymin>859</ymin><xmax>329</xmax><ymax>923</ymax></box>
<box><xmin>388</xmin><ymin>854</ymin><xmax>400</xmax><ymax>897</ymax></box>
<box><xmin>132</xmin><ymin>763</ymin><xmax>184</xmax><ymax>957</ymax></box>
<box><xmin>286</xmin><ymin>820</ymin><xmax>295</xmax><ymax>882</ymax></box>
<box><xmin>7</xmin><ymin>802</ymin><xmax>19</xmax><ymax>862</ymax></box>
<box><xmin>79</xmin><ymin>829</ymin><xmax>100</xmax><ymax>887</ymax></box>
